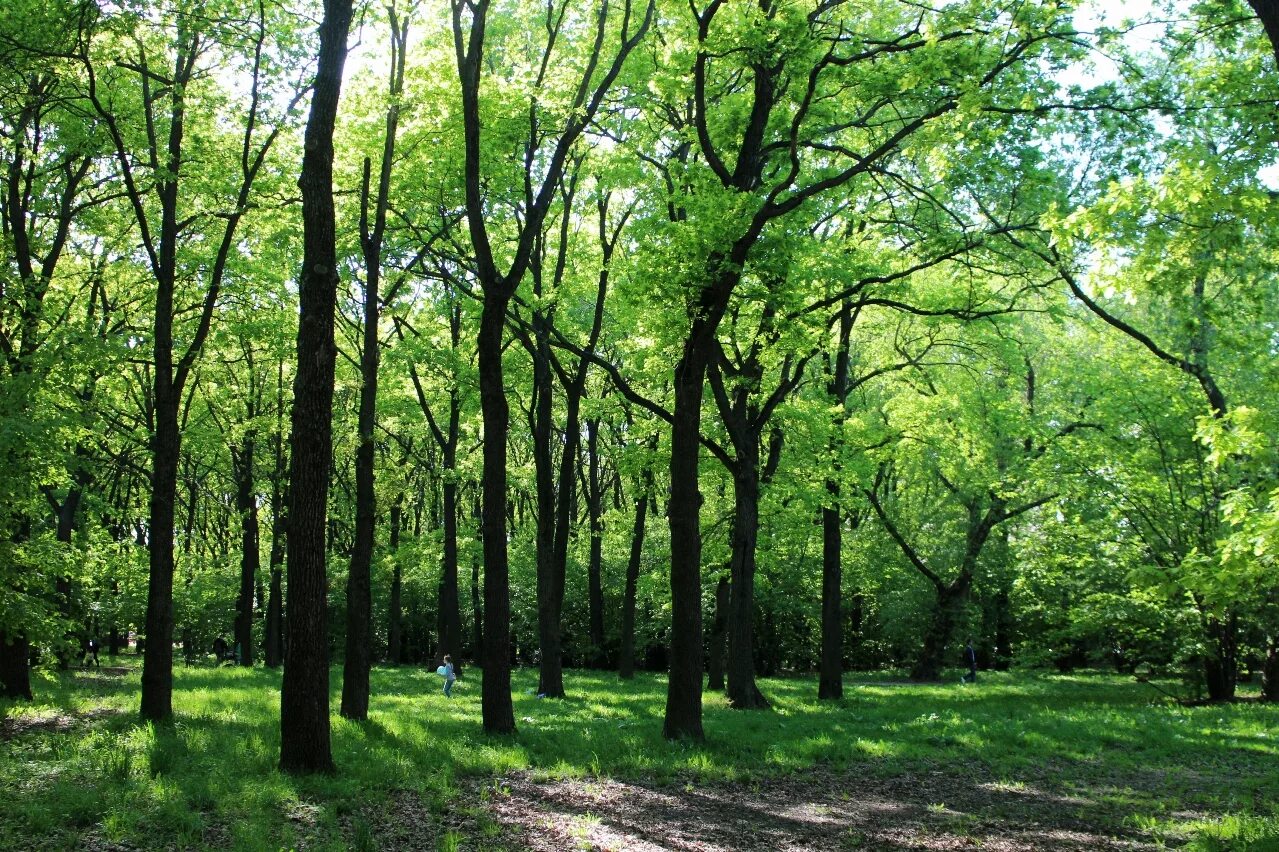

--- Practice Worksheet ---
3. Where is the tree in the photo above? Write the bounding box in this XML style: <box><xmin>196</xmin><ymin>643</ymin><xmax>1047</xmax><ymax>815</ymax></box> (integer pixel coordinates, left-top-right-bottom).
<box><xmin>280</xmin><ymin>0</ymin><xmax>354</xmax><ymax>774</ymax></box>
<box><xmin>448</xmin><ymin>0</ymin><xmax>653</xmax><ymax>734</ymax></box>
<box><xmin>638</xmin><ymin>0</ymin><xmax>1073</xmax><ymax>738</ymax></box>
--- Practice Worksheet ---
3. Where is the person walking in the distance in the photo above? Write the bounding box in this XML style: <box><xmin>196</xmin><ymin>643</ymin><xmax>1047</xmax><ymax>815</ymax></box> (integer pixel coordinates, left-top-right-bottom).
<box><xmin>961</xmin><ymin>638</ymin><xmax>978</xmax><ymax>683</ymax></box>
<box><xmin>442</xmin><ymin>655</ymin><xmax>456</xmax><ymax>698</ymax></box>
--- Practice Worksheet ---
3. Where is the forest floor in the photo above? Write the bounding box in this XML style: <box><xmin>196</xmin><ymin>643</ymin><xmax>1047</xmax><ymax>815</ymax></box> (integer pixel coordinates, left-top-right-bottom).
<box><xmin>461</xmin><ymin>765</ymin><xmax>1168</xmax><ymax>851</ymax></box>
<box><xmin>2</xmin><ymin>662</ymin><xmax>1276</xmax><ymax>851</ymax></box>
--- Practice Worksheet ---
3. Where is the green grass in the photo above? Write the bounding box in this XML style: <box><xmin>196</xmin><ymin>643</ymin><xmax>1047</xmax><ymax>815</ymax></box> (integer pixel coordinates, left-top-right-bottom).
<box><xmin>2</xmin><ymin>661</ymin><xmax>1276</xmax><ymax>850</ymax></box>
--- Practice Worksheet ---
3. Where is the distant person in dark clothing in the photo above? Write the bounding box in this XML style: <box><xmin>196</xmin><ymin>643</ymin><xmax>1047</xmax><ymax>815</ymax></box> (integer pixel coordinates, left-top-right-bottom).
<box><xmin>84</xmin><ymin>638</ymin><xmax>100</xmax><ymax>668</ymax></box>
<box><xmin>212</xmin><ymin>636</ymin><xmax>229</xmax><ymax>662</ymax></box>
<box><xmin>961</xmin><ymin>638</ymin><xmax>977</xmax><ymax>683</ymax></box>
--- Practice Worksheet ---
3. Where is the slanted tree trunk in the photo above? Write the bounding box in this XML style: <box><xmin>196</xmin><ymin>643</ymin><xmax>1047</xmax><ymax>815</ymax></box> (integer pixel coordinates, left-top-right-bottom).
<box><xmin>280</xmin><ymin>0</ymin><xmax>354</xmax><ymax>774</ymax></box>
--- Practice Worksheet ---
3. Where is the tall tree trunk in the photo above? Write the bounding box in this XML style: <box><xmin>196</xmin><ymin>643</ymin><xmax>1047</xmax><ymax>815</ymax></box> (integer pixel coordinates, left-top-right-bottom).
<box><xmin>340</xmin><ymin>234</ymin><xmax>378</xmax><ymax>717</ymax></box>
<box><xmin>388</xmin><ymin>495</ymin><xmax>403</xmax><ymax>665</ymax></box>
<box><xmin>726</xmin><ymin>462</ymin><xmax>768</xmax><ymax>709</ymax></box>
<box><xmin>477</xmin><ymin>297</ymin><xmax>515</xmax><ymax>733</ymax></box>
<box><xmin>665</xmin><ymin>321</ymin><xmax>715</xmax><ymax>740</ymax></box>
<box><xmin>438</xmin><ymin>439</ymin><xmax>464</xmax><ymax>668</ymax></box>
<box><xmin>585</xmin><ymin>418</ymin><xmax>607</xmax><ymax>668</ymax></box>
<box><xmin>233</xmin><ymin>434</ymin><xmax>259</xmax><ymax>667</ymax></box>
<box><xmin>265</xmin><ymin>409</ymin><xmax>286</xmax><ymax>669</ymax></box>
<box><xmin>819</xmin><ymin>302</ymin><xmax>852</xmax><ymax>700</ymax></box>
<box><xmin>53</xmin><ymin>478</ymin><xmax>86</xmax><ymax>669</ymax></box>
<box><xmin>533</xmin><ymin>309</ymin><xmax>564</xmax><ymax>697</ymax></box>
<box><xmin>992</xmin><ymin>586</ymin><xmax>1012</xmax><ymax>671</ymax></box>
<box><xmin>141</xmin><ymin>387</ymin><xmax>179</xmax><ymax>720</ymax></box>
<box><xmin>818</xmin><ymin>499</ymin><xmax>843</xmax><ymax>700</ymax></box>
<box><xmin>706</xmin><ymin>574</ymin><xmax>729</xmax><ymax>692</ymax></box>
<box><xmin>280</xmin><ymin>0</ymin><xmax>354</xmax><ymax>774</ymax></box>
<box><xmin>342</xmin><ymin>4</ymin><xmax>407</xmax><ymax>717</ymax></box>
<box><xmin>618</xmin><ymin>463</ymin><xmax>652</xmax><ymax>681</ymax></box>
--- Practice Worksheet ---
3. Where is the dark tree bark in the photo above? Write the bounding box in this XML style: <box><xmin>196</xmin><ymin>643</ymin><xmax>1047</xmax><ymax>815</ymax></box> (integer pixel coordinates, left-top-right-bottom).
<box><xmin>618</xmin><ymin>460</ymin><xmax>652</xmax><ymax>680</ymax></box>
<box><xmin>1262</xmin><ymin>632</ymin><xmax>1279</xmax><ymax>703</ymax></box>
<box><xmin>78</xmin><ymin>2</ymin><xmax>292</xmax><ymax>722</ymax></box>
<box><xmin>437</xmin><ymin>389</ymin><xmax>465</xmax><ymax>668</ymax></box>
<box><xmin>280</xmin><ymin>0</ymin><xmax>354</xmax><ymax>774</ymax></box>
<box><xmin>1247</xmin><ymin>0</ymin><xmax>1279</xmax><ymax>68</ymax></box>
<box><xmin>388</xmin><ymin>494</ymin><xmax>403</xmax><ymax>665</ymax></box>
<box><xmin>0</xmin><ymin>632</ymin><xmax>32</xmax><ymax>700</ymax></box>
<box><xmin>401</xmin><ymin>298</ymin><xmax>465</xmax><ymax>672</ymax></box>
<box><xmin>476</xmin><ymin>298</ymin><xmax>515</xmax><ymax>732</ymax></box>
<box><xmin>819</xmin><ymin>302</ymin><xmax>853</xmax><ymax>700</ymax></box>
<box><xmin>1202</xmin><ymin>613</ymin><xmax>1238</xmax><ymax>702</ymax></box>
<box><xmin>341</xmin><ymin>5</ymin><xmax>409</xmax><ymax>719</ymax></box>
<box><xmin>585</xmin><ymin>418</ymin><xmax>607</xmax><ymax>667</ymax></box>
<box><xmin>705</xmin><ymin>301</ymin><xmax>805</xmax><ymax>711</ymax></box>
<box><xmin>232</xmin><ymin>433</ymin><xmax>259</xmax><ymax>667</ymax></box>
<box><xmin>450</xmin><ymin>0</ymin><xmax>651</xmax><ymax>733</ymax></box>
<box><xmin>265</xmin><ymin>368</ymin><xmax>287</xmax><ymax>670</ymax></box>
<box><xmin>706</xmin><ymin>574</ymin><xmax>729</xmax><ymax>692</ymax></box>
<box><xmin>665</xmin><ymin>318</ymin><xmax>717</xmax><ymax>739</ymax></box>
<box><xmin>1</xmin><ymin>43</ymin><xmax>94</xmax><ymax>696</ymax></box>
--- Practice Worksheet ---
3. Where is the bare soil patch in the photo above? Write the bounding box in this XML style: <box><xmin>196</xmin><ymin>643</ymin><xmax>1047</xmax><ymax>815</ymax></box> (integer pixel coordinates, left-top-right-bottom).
<box><xmin>460</xmin><ymin>767</ymin><xmax>1177</xmax><ymax>851</ymax></box>
<box><xmin>0</xmin><ymin>707</ymin><xmax>125</xmax><ymax>741</ymax></box>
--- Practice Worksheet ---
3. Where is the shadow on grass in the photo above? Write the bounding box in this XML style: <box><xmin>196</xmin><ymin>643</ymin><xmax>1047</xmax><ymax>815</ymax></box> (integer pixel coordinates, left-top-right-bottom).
<box><xmin>2</xmin><ymin>664</ymin><xmax>1275</xmax><ymax>850</ymax></box>
<box><xmin>471</xmin><ymin>766</ymin><xmax>1169</xmax><ymax>851</ymax></box>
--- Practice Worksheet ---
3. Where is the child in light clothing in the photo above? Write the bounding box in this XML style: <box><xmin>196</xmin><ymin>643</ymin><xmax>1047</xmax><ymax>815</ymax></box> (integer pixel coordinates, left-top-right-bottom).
<box><xmin>443</xmin><ymin>655</ymin><xmax>456</xmax><ymax>698</ymax></box>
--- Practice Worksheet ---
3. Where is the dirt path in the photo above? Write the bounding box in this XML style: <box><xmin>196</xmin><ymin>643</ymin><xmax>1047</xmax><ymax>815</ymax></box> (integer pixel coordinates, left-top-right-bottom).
<box><xmin>465</xmin><ymin>768</ymin><xmax>1169</xmax><ymax>851</ymax></box>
